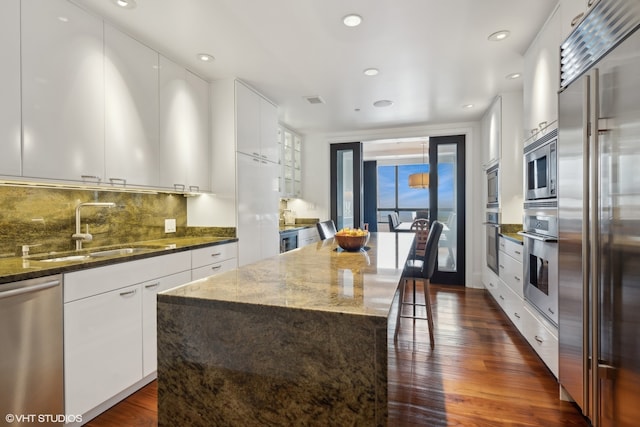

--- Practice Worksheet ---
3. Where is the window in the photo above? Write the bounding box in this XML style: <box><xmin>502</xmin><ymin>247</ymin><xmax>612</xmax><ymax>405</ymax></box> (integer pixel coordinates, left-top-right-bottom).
<box><xmin>377</xmin><ymin>164</ymin><xmax>429</xmax><ymax>223</ymax></box>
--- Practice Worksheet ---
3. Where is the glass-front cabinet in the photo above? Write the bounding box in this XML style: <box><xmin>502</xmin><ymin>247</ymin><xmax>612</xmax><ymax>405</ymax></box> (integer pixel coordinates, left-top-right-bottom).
<box><xmin>278</xmin><ymin>125</ymin><xmax>302</xmax><ymax>198</ymax></box>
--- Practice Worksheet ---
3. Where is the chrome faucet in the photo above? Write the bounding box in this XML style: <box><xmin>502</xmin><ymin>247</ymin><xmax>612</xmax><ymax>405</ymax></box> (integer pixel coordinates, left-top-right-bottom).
<box><xmin>72</xmin><ymin>202</ymin><xmax>116</xmax><ymax>250</ymax></box>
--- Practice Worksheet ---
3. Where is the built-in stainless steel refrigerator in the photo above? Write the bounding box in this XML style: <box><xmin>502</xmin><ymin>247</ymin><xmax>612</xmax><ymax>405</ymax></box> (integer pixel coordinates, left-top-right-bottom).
<box><xmin>558</xmin><ymin>1</ymin><xmax>640</xmax><ymax>426</ymax></box>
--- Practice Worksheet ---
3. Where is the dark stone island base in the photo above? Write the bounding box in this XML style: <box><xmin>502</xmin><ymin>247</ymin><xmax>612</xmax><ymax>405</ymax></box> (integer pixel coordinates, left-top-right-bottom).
<box><xmin>157</xmin><ymin>232</ymin><xmax>414</xmax><ymax>426</ymax></box>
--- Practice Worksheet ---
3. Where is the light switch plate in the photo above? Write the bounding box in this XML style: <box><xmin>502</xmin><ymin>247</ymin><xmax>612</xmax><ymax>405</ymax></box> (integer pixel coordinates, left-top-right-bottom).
<box><xmin>165</xmin><ymin>218</ymin><xmax>176</xmax><ymax>233</ymax></box>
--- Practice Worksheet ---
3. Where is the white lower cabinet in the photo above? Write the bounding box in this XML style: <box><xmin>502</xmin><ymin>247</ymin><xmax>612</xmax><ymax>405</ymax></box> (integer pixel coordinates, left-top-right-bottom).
<box><xmin>62</xmin><ymin>244</ymin><xmax>239</xmax><ymax>420</ymax></box>
<box><xmin>63</xmin><ymin>251</ymin><xmax>191</xmax><ymax>418</ymax></box>
<box><xmin>191</xmin><ymin>242</ymin><xmax>238</xmax><ymax>280</ymax></box>
<box><xmin>141</xmin><ymin>270</ymin><xmax>191</xmax><ymax>377</ymax></box>
<box><xmin>297</xmin><ymin>227</ymin><xmax>319</xmax><ymax>248</ymax></box>
<box><xmin>487</xmin><ymin>237</ymin><xmax>559</xmax><ymax>377</ymax></box>
<box><xmin>64</xmin><ymin>284</ymin><xmax>142</xmax><ymax>417</ymax></box>
<box><xmin>523</xmin><ymin>305</ymin><xmax>559</xmax><ymax>377</ymax></box>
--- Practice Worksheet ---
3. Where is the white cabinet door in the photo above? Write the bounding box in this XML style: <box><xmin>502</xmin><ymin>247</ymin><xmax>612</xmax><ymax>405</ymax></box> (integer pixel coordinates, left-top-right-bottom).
<box><xmin>64</xmin><ymin>284</ymin><xmax>142</xmax><ymax>416</ymax></box>
<box><xmin>523</xmin><ymin>6</ymin><xmax>561</xmax><ymax>135</ymax></box>
<box><xmin>159</xmin><ymin>56</ymin><xmax>189</xmax><ymax>190</ymax></box>
<box><xmin>260</xmin><ymin>159</ymin><xmax>280</xmax><ymax>260</ymax></box>
<box><xmin>142</xmin><ymin>270</ymin><xmax>191</xmax><ymax>377</ymax></box>
<box><xmin>159</xmin><ymin>56</ymin><xmax>210</xmax><ymax>191</ymax></box>
<box><xmin>0</xmin><ymin>0</ymin><xmax>20</xmax><ymax>177</ymax></box>
<box><xmin>237</xmin><ymin>152</ymin><xmax>262</xmax><ymax>266</ymax></box>
<box><xmin>259</xmin><ymin>96</ymin><xmax>279</xmax><ymax>163</ymax></box>
<box><xmin>22</xmin><ymin>0</ymin><xmax>105</xmax><ymax>183</ymax></box>
<box><xmin>185</xmin><ymin>70</ymin><xmax>210</xmax><ymax>192</ymax></box>
<box><xmin>104</xmin><ymin>24</ymin><xmax>159</xmax><ymax>188</ymax></box>
<box><xmin>560</xmin><ymin>0</ymin><xmax>588</xmax><ymax>41</ymax></box>
<box><xmin>235</xmin><ymin>81</ymin><xmax>261</xmax><ymax>158</ymax></box>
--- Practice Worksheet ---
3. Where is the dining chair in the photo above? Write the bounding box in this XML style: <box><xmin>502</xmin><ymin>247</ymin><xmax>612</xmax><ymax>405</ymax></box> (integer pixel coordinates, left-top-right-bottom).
<box><xmin>394</xmin><ymin>220</ymin><xmax>443</xmax><ymax>348</ymax></box>
<box><xmin>316</xmin><ymin>220</ymin><xmax>337</xmax><ymax>240</ymax></box>
<box><xmin>387</xmin><ymin>212</ymin><xmax>400</xmax><ymax>232</ymax></box>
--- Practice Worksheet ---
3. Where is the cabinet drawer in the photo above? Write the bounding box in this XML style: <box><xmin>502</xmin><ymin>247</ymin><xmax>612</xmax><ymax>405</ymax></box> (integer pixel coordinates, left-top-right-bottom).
<box><xmin>64</xmin><ymin>251</ymin><xmax>191</xmax><ymax>302</ymax></box>
<box><xmin>498</xmin><ymin>279</ymin><xmax>527</xmax><ymax>333</ymax></box>
<box><xmin>501</xmin><ymin>237</ymin><xmax>524</xmax><ymax>262</ymax></box>
<box><xmin>191</xmin><ymin>258</ymin><xmax>237</xmax><ymax>281</ymax></box>
<box><xmin>523</xmin><ymin>306</ymin><xmax>559</xmax><ymax>377</ymax></box>
<box><xmin>191</xmin><ymin>242</ymin><xmax>237</xmax><ymax>269</ymax></box>
<box><xmin>485</xmin><ymin>276</ymin><xmax>503</xmax><ymax>308</ymax></box>
<box><xmin>498</xmin><ymin>250</ymin><xmax>524</xmax><ymax>298</ymax></box>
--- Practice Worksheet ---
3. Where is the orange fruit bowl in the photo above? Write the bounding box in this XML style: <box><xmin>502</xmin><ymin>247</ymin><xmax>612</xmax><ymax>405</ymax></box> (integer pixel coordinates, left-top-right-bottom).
<box><xmin>334</xmin><ymin>233</ymin><xmax>369</xmax><ymax>251</ymax></box>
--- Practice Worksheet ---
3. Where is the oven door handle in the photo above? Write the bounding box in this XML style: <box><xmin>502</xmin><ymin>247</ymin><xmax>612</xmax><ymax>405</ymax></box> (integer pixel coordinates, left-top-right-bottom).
<box><xmin>483</xmin><ymin>223</ymin><xmax>500</xmax><ymax>227</ymax></box>
<box><xmin>517</xmin><ymin>231</ymin><xmax>557</xmax><ymax>242</ymax></box>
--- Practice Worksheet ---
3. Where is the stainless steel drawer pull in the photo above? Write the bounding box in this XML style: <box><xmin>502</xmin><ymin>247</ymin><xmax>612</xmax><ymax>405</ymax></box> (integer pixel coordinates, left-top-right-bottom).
<box><xmin>499</xmin><ymin>264</ymin><xmax>505</xmax><ymax>269</ymax></box>
<box><xmin>514</xmin><ymin>276</ymin><xmax>521</xmax><ymax>281</ymax></box>
<box><xmin>211</xmin><ymin>252</ymin><xmax>222</xmax><ymax>257</ymax></box>
<box><xmin>145</xmin><ymin>282</ymin><xmax>160</xmax><ymax>289</ymax></box>
<box><xmin>514</xmin><ymin>313</ymin><xmax>521</xmax><ymax>319</ymax></box>
<box><xmin>535</xmin><ymin>335</ymin><xmax>544</xmax><ymax>344</ymax></box>
<box><xmin>119</xmin><ymin>289</ymin><xmax>136</xmax><ymax>297</ymax></box>
<box><xmin>211</xmin><ymin>265</ymin><xmax>222</xmax><ymax>270</ymax></box>
<box><xmin>174</xmin><ymin>184</ymin><xmax>186</xmax><ymax>191</ymax></box>
<box><xmin>499</xmin><ymin>295</ymin><xmax>505</xmax><ymax>301</ymax></box>
<box><xmin>109</xmin><ymin>177</ymin><xmax>127</xmax><ymax>186</ymax></box>
<box><xmin>81</xmin><ymin>175</ymin><xmax>101</xmax><ymax>183</ymax></box>
<box><xmin>514</xmin><ymin>250</ymin><xmax>521</xmax><ymax>255</ymax></box>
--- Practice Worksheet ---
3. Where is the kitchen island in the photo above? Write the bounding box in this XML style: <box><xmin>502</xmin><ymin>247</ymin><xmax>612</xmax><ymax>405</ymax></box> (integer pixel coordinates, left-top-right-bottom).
<box><xmin>157</xmin><ymin>232</ymin><xmax>414</xmax><ymax>426</ymax></box>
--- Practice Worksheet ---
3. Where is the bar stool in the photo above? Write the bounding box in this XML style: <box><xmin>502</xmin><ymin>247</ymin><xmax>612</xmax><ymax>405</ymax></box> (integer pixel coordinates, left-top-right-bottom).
<box><xmin>394</xmin><ymin>221</ymin><xmax>443</xmax><ymax>348</ymax></box>
<box><xmin>316</xmin><ymin>220</ymin><xmax>337</xmax><ymax>240</ymax></box>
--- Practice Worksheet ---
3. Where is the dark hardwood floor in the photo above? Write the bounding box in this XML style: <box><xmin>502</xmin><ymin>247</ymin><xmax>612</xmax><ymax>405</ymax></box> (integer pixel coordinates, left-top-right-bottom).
<box><xmin>87</xmin><ymin>284</ymin><xmax>589</xmax><ymax>427</ymax></box>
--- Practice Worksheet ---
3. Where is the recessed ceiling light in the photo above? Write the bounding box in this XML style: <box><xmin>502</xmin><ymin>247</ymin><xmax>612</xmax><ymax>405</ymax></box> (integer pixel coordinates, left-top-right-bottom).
<box><xmin>505</xmin><ymin>72</ymin><xmax>521</xmax><ymax>80</ymax></box>
<box><xmin>343</xmin><ymin>14</ymin><xmax>363</xmax><ymax>27</ymax></box>
<box><xmin>197</xmin><ymin>53</ymin><xmax>215</xmax><ymax>62</ymax></box>
<box><xmin>58</xmin><ymin>16</ymin><xmax>69</xmax><ymax>23</ymax></box>
<box><xmin>373</xmin><ymin>100</ymin><xmax>393</xmax><ymax>108</ymax></box>
<box><xmin>304</xmin><ymin>95</ymin><xmax>325</xmax><ymax>105</ymax></box>
<box><xmin>488</xmin><ymin>30</ymin><xmax>510</xmax><ymax>41</ymax></box>
<box><xmin>112</xmin><ymin>0</ymin><xmax>137</xmax><ymax>9</ymax></box>
<box><xmin>462</xmin><ymin>104</ymin><xmax>474</xmax><ymax>109</ymax></box>
<box><xmin>363</xmin><ymin>68</ymin><xmax>379</xmax><ymax>76</ymax></box>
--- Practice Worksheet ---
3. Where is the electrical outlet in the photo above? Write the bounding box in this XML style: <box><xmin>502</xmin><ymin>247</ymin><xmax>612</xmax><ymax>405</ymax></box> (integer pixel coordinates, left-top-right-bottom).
<box><xmin>165</xmin><ymin>218</ymin><xmax>176</xmax><ymax>233</ymax></box>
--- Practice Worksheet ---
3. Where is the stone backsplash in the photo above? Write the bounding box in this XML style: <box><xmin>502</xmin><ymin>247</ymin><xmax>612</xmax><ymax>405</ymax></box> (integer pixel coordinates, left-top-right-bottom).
<box><xmin>0</xmin><ymin>185</ymin><xmax>234</xmax><ymax>258</ymax></box>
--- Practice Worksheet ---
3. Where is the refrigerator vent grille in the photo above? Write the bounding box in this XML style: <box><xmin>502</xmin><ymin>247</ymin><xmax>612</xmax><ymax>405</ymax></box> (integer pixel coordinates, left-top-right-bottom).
<box><xmin>560</xmin><ymin>0</ymin><xmax>640</xmax><ymax>88</ymax></box>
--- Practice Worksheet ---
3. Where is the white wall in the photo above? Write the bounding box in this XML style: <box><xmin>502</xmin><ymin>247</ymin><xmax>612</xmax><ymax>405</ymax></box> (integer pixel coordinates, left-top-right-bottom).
<box><xmin>296</xmin><ymin>121</ymin><xmax>485</xmax><ymax>289</ymax></box>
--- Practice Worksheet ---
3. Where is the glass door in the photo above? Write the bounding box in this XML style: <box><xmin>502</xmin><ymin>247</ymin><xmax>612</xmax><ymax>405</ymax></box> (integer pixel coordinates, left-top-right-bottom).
<box><xmin>429</xmin><ymin>135</ymin><xmax>465</xmax><ymax>285</ymax></box>
<box><xmin>330</xmin><ymin>142</ymin><xmax>363</xmax><ymax>230</ymax></box>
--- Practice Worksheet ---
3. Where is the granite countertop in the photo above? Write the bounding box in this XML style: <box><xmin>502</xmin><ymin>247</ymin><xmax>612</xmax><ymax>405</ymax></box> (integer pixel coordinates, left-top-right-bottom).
<box><xmin>160</xmin><ymin>232</ymin><xmax>415</xmax><ymax>319</ymax></box>
<box><xmin>500</xmin><ymin>232</ymin><xmax>524</xmax><ymax>244</ymax></box>
<box><xmin>0</xmin><ymin>236</ymin><xmax>237</xmax><ymax>285</ymax></box>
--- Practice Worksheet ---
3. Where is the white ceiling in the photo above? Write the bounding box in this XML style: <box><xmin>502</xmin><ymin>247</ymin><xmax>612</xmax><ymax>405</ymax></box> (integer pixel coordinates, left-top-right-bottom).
<box><xmin>71</xmin><ymin>0</ymin><xmax>557</xmax><ymax>136</ymax></box>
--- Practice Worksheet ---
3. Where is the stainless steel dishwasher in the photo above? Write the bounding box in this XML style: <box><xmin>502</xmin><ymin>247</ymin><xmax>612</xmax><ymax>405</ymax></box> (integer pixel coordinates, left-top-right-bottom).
<box><xmin>0</xmin><ymin>275</ymin><xmax>64</xmax><ymax>425</ymax></box>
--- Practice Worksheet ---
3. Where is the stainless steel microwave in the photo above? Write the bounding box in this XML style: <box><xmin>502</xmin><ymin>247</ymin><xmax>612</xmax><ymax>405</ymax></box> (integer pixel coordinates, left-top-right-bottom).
<box><xmin>524</xmin><ymin>128</ymin><xmax>557</xmax><ymax>201</ymax></box>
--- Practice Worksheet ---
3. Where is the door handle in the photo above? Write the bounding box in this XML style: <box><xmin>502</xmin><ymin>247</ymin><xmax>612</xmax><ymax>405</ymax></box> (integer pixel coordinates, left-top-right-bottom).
<box><xmin>0</xmin><ymin>280</ymin><xmax>60</xmax><ymax>300</ymax></box>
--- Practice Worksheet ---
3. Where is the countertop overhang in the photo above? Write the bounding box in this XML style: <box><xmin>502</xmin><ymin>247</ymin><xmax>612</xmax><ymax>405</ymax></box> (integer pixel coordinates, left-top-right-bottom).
<box><xmin>160</xmin><ymin>232</ymin><xmax>415</xmax><ymax>319</ymax></box>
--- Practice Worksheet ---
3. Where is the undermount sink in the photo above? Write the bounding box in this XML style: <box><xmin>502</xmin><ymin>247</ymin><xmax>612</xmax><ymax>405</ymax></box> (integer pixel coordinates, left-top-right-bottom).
<box><xmin>39</xmin><ymin>255</ymin><xmax>91</xmax><ymax>263</ymax></box>
<box><xmin>36</xmin><ymin>247</ymin><xmax>158</xmax><ymax>262</ymax></box>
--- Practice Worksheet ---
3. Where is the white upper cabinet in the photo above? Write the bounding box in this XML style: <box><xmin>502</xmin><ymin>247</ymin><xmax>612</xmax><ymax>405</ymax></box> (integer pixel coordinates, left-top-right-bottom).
<box><xmin>21</xmin><ymin>0</ymin><xmax>105</xmax><ymax>183</ymax></box>
<box><xmin>185</xmin><ymin>70</ymin><xmax>210</xmax><ymax>192</ymax></box>
<box><xmin>481</xmin><ymin>96</ymin><xmax>501</xmax><ymax>167</ymax></box>
<box><xmin>235</xmin><ymin>81</ymin><xmax>278</xmax><ymax>163</ymax></box>
<box><xmin>0</xmin><ymin>0</ymin><xmax>20</xmax><ymax>177</ymax></box>
<box><xmin>559</xmin><ymin>0</ymin><xmax>591</xmax><ymax>42</ymax></box>
<box><xmin>159</xmin><ymin>56</ymin><xmax>210</xmax><ymax>192</ymax></box>
<box><xmin>523</xmin><ymin>5</ymin><xmax>561</xmax><ymax>139</ymax></box>
<box><xmin>104</xmin><ymin>24</ymin><xmax>159</xmax><ymax>188</ymax></box>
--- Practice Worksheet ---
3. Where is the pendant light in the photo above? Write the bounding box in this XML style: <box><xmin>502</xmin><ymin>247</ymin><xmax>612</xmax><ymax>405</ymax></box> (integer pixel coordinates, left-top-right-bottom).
<box><xmin>408</xmin><ymin>142</ymin><xmax>429</xmax><ymax>189</ymax></box>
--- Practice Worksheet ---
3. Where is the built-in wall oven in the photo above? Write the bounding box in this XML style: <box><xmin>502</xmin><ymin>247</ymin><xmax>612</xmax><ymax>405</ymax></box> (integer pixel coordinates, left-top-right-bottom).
<box><xmin>518</xmin><ymin>208</ymin><xmax>558</xmax><ymax>326</ymax></box>
<box><xmin>484</xmin><ymin>212</ymin><xmax>500</xmax><ymax>274</ymax></box>
<box><xmin>486</xmin><ymin>164</ymin><xmax>499</xmax><ymax>208</ymax></box>
<box><xmin>524</xmin><ymin>128</ymin><xmax>557</xmax><ymax>201</ymax></box>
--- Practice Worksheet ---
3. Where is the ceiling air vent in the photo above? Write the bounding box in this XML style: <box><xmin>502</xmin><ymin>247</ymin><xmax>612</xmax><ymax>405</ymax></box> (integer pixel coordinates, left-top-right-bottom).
<box><xmin>304</xmin><ymin>95</ymin><xmax>325</xmax><ymax>105</ymax></box>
